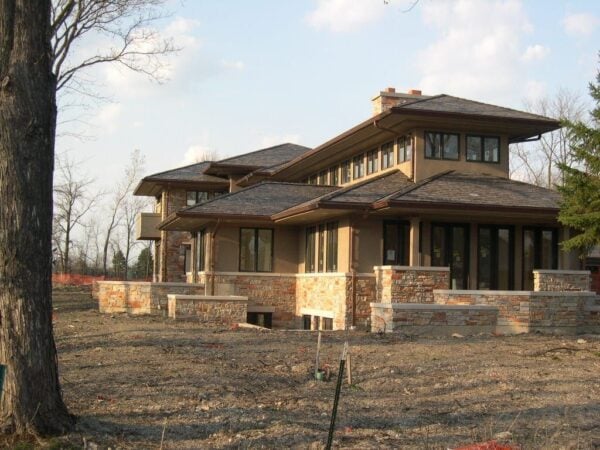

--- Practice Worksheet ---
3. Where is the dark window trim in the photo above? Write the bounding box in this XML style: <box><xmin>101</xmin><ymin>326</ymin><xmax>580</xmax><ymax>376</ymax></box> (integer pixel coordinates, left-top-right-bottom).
<box><xmin>341</xmin><ymin>160</ymin><xmax>351</xmax><ymax>184</ymax></box>
<box><xmin>352</xmin><ymin>154</ymin><xmax>365</xmax><ymax>180</ymax></box>
<box><xmin>329</xmin><ymin>165</ymin><xmax>339</xmax><ymax>185</ymax></box>
<box><xmin>476</xmin><ymin>225</ymin><xmax>514</xmax><ymax>290</ymax></box>
<box><xmin>424</xmin><ymin>131</ymin><xmax>460</xmax><ymax>161</ymax></box>
<box><xmin>466</xmin><ymin>135</ymin><xmax>501</xmax><ymax>164</ymax></box>
<box><xmin>366</xmin><ymin>149</ymin><xmax>379</xmax><ymax>175</ymax></box>
<box><xmin>382</xmin><ymin>220</ymin><xmax>410</xmax><ymax>265</ymax></box>
<box><xmin>381</xmin><ymin>141</ymin><xmax>395</xmax><ymax>169</ymax></box>
<box><xmin>238</xmin><ymin>227</ymin><xmax>274</xmax><ymax>273</ymax></box>
<box><xmin>326</xmin><ymin>221</ymin><xmax>338</xmax><ymax>272</ymax></box>
<box><xmin>305</xmin><ymin>226</ymin><xmax>316</xmax><ymax>273</ymax></box>
<box><xmin>197</xmin><ymin>229</ymin><xmax>206</xmax><ymax>272</ymax></box>
<box><xmin>521</xmin><ymin>226</ymin><xmax>558</xmax><ymax>289</ymax></box>
<box><xmin>430</xmin><ymin>222</ymin><xmax>470</xmax><ymax>289</ymax></box>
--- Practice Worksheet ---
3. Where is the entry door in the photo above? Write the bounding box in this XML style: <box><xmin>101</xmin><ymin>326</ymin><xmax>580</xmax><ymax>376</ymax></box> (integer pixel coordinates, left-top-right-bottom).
<box><xmin>523</xmin><ymin>227</ymin><xmax>558</xmax><ymax>290</ymax></box>
<box><xmin>431</xmin><ymin>224</ymin><xmax>469</xmax><ymax>289</ymax></box>
<box><xmin>478</xmin><ymin>226</ymin><xmax>514</xmax><ymax>290</ymax></box>
<box><xmin>383</xmin><ymin>221</ymin><xmax>410</xmax><ymax>265</ymax></box>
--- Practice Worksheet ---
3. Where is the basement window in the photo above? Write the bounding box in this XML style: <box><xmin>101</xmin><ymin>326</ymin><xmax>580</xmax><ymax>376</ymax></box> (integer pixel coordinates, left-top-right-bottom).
<box><xmin>322</xmin><ymin>318</ymin><xmax>333</xmax><ymax>330</ymax></box>
<box><xmin>247</xmin><ymin>312</ymin><xmax>272</xmax><ymax>329</ymax></box>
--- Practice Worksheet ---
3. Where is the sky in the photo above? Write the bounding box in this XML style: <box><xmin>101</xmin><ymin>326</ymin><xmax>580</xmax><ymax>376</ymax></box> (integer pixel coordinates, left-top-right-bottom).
<box><xmin>56</xmin><ymin>0</ymin><xmax>600</xmax><ymax>189</ymax></box>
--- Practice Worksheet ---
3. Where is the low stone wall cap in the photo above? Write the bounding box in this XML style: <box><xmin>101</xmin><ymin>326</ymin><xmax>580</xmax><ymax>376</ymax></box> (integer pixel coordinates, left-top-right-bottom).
<box><xmin>533</xmin><ymin>269</ymin><xmax>590</xmax><ymax>275</ymax></box>
<box><xmin>370</xmin><ymin>302</ymin><xmax>498</xmax><ymax>310</ymax></box>
<box><xmin>373</xmin><ymin>265</ymin><xmax>450</xmax><ymax>272</ymax></box>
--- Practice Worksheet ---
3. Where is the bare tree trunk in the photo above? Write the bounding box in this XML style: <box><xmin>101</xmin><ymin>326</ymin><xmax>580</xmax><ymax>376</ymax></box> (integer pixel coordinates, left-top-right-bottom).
<box><xmin>0</xmin><ymin>0</ymin><xmax>74</xmax><ymax>435</ymax></box>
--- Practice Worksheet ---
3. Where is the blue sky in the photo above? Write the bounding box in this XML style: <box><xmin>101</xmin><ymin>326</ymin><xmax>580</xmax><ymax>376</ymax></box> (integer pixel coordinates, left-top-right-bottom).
<box><xmin>56</xmin><ymin>0</ymin><xmax>600</xmax><ymax>186</ymax></box>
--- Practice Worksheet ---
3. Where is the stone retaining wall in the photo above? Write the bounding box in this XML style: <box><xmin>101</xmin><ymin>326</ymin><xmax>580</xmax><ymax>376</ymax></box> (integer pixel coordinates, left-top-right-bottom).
<box><xmin>375</xmin><ymin>266</ymin><xmax>450</xmax><ymax>304</ymax></box>
<box><xmin>205</xmin><ymin>272</ymin><xmax>296</xmax><ymax>328</ymax></box>
<box><xmin>534</xmin><ymin>270</ymin><xmax>591</xmax><ymax>292</ymax></box>
<box><xmin>296</xmin><ymin>274</ymin><xmax>350</xmax><ymax>330</ymax></box>
<box><xmin>96</xmin><ymin>281</ymin><xmax>205</xmax><ymax>315</ymax></box>
<box><xmin>167</xmin><ymin>294</ymin><xmax>247</xmax><ymax>323</ymax></box>
<box><xmin>370</xmin><ymin>303</ymin><xmax>497</xmax><ymax>335</ymax></box>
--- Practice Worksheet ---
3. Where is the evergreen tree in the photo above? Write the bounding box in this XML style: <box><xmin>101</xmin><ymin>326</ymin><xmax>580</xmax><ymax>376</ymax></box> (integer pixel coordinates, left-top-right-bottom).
<box><xmin>134</xmin><ymin>246</ymin><xmax>154</xmax><ymax>280</ymax></box>
<box><xmin>558</xmin><ymin>62</ymin><xmax>600</xmax><ymax>252</ymax></box>
<box><xmin>112</xmin><ymin>249</ymin><xmax>127</xmax><ymax>279</ymax></box>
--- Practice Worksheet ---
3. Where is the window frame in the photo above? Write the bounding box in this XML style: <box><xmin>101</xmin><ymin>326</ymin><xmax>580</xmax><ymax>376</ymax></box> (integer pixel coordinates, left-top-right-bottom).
<box><xmin>424</xmin><ymin>131</ymin><xmax>460</xmax><ymax>161</ymax></box>
<box><xmin>381</xmin><ymin>141</ymin><xmax>395</xmax><ymax>169</ymax></box>
<box><xmin>305</xmin><ymin>226</ymin><xmax>316</xmax><ymax>273</ymax></box>
<box><xmin>366</xmin><ymin>149</ymin><xmax>379</xmax><ymax>175</ymax></box>
<box><xmin>352</xmin><ymin>154</ymin><xmax>365</xmax><ymax>180</ymax></box>
<box><xmin>326</xmin><ymin>221</ymin><xmax>338</xmax><ymax>272</ymax></box>
<box><xmin>466</xmin><ymin>135</ymin><xmax>501</xmax><ymax>163</ymax></box>
<box><xmin>341</xmin><ymin>160</ymin><xmax>351</xmax><ymax>184</ymax></box>
<box><xmin>197</xmin><ymin>229</ymin><xmax>206</xmax><ymax>272</ymax></box>
<box><xmin>238</xmin><ymin>227</ymin><xmax>274</xmax><ymax>273</ymax></box>
<box><xmin>329</xmin><ymin>165</ymin><xmax>339</xmax><ymax>186</ymax></box>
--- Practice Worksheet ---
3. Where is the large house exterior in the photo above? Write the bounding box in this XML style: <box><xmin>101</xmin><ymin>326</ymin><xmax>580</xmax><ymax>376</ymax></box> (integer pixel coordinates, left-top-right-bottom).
<box><xmin>97</xmin><ymin>88</ymin><xmax>599</xmax><ymax>334</ymax></box>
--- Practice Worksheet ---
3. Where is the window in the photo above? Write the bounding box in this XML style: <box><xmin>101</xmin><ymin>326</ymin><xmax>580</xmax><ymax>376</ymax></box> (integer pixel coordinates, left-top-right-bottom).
<box><xmin>186</xmin><ymin>191</ymin><xmax>225</xmax><ymax>207</ymax></box>
<box><xmin>308</xmin><ymin>175</ymin><xmax>318</xmax><ymax>185</ymax></box>
<box><xmin>247</xmin><ymin>312</ymin><xmax>272</xmax><ymax>329</ymax></box>
<box><xmin>305</xmin><ymin>226</ymin><xmax>316</xmax><ymax>272</ymax></box>
<box><xmin>197</xmin><ymin>230</ymin><xmax>206</xmax><ymax>271</ymax></box>
<box><xmin>478</xmin><ymin>226</ymin><xmax>513</xmax><ymax>290</ymax></box>
<box><xmin>329</xmin><ymin>166</ymin><xmax>339</xmax><ymax>185</ymax></box>
<box><xmin>425</xmin><ymin>132</ymin><xmax>459</xmax><ymax>160</ymax></box>
<box><xmin>341</xmin><ymin>160</ymin><xmax>351</xmax><ymax>184</ymax></box>
<box><xmin>302</xmin><ymin>314</ymin><xmax>311</xmax><ymax>330</ymax></box>
<box><xmin>383</xmin><ymin>221</ymin><xmax>410</xmax><ymax>265</ymax></box>
<box><xmin>318</xmin><ymin>170</ymin><xmax>328</xmax><ymax>185</ymax></box>
<box><xmin>522</xmin><ymin>227</ymin><xmax>558</xmax><ymax>290</ymax></box>
<box><xmin>381</xmin><ymin>141</ymin><xmax>395</xmax><ymax>169</ymax></box>
<box><xmin>184</xmin><ymin>245</ymin><xmax>192</xmax><ymax>273</ymax></box>
<box><xmin>431</xmin><ymin>223</ymin><xmax>469</xmax><ymax>289</ymax></box>
<box><xmin>321</xmin><ymin>318</ymin><xmax>333</xmax><ymax>330</ymax></box>
<box><xmin>398</xmin><ymin>136</ymin><xmax>413</xmax><ymax>162</ymax></box>
<box><xmin>239</xmin><ymin>228</ymin><xmax>273</xmax><ymax>272</ymax></box>
<box><xmin>353</xmin><ymin>154</ymin><xmax>365</xmax><ymax>179</ymax></box>
<box><xmin>326</xmin><ymin>222</ymin><xmax>338</xmax><ymax>272</ymax></box>
<box><xmin>306</xmin><ymin>222</ymin><xmax>338</xmax><ymax>273</ymax></box>
<box><xmin>367</xmin><ymin>149</ymin><xmax>379</xmax><ymax>175</ymax></box>
<box><xmin>466</xmin><ymin>135</ymin><xmax>500</xmax><ymax>163</ymax></box>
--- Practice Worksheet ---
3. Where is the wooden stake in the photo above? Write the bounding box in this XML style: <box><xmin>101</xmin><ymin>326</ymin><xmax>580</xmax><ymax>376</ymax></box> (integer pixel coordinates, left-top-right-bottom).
<box><xmin>346</xmin><ymin>352</ymin><xmax>352</xmax><ymax>386</ymax></box>
<box><xmin>315</xmin><ymin>330</ymin><xmax>322</xmax><ymax>379</ymax></box>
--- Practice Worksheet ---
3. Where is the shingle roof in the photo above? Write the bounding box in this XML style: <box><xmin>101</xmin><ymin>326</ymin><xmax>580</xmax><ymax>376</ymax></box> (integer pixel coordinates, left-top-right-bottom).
<box><xmin>323</xmin><ymin>171</ymin><xmax>414</xmax><ymax>204</ymax></box>
<box><xmin>386</xmin><ymin>171</ymin><xmax>561</xmax><ymax>210</ymax></box>
<box><xmin>395</xmin><ymin>94</ymin><xmax>556</xmax><ymax>122</ymax></box>
<box><xmin>216</xmin><ymin>143</ymin><xmax>312</xmax><ymax>168</ymax></box>
<box><xmin>142</xmin><ymin>161</ymin><xmax>227</xmax><ymax>184</ymax></box>
<box><xmin>180</xmin><ymin>182</ymin><xmax>337</xmax><ymax>217</ymax></box>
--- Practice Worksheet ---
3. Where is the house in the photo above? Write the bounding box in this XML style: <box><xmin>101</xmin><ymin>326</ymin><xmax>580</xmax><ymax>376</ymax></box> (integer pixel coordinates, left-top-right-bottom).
<box><xmin>97</xmin><ymin>88</ymin><xmax>599</xmax><ymax>335</ymax></box>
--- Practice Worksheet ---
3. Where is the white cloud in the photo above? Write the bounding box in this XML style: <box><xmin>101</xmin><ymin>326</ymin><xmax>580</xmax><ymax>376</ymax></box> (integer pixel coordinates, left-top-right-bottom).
<box><xmin>220</xmin><ymin>59</ymin><xmax>245</xmax><ymax>71</ymax></box>
<box><xmin>521</xmin><ymin>44</ymin><xmax>549</xmax><ymax>62</ymax></box>
<box><xmin>259</xmin><ymin>134</ymin><xmax>301</xmax><ymax>148</ymax></box>
<box><xmin>182</xmin><ymin>144</ymin><xmax>219</xmax><ymax>164</ymax></box>
<box><xmin>94</xmin><ymin>103</ymin><xmax>122</xmax><ymax>134</ymax></box>
<box><xmin>416</xmin><ymin>0</ymin><xmax>537</xmax><ymax>105</ymax></box>
<box><xmin>562</xmin><ymin>12</ymin><xmax>599</xmax><ymax>37</ymax></box>
<box><xmin>306</xmin><ymin>0</ymin><xmax>387</xmax><ymax>33</ymax></box>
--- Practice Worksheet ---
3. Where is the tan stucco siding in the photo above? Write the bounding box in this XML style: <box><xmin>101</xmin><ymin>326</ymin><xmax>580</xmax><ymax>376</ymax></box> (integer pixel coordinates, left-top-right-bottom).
<box><xmin>355</xmin><ymin>218</ymin><xmax>382</xmax><ymax>273</ymax></box>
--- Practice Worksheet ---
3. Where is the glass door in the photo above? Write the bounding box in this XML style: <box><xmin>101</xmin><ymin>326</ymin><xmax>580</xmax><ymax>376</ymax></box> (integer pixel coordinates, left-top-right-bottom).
<box><xmin>478</xmin><ymin>226</ymin><xmax>514</xmax><ymax>290</ymax></box>
<box><xmin>383</xmin><ymin>221</ymin><xmax>410</xmax><ymax>265</ymax></box>
<box><xmin>431</xmin><ymin>223</ymin><xmax>469</xmax><ymax>289</ymax></box>
<box><xmin>522</xmin><ymin>227</ymin><xmax>558</xmax><ymax>290</ymax></box>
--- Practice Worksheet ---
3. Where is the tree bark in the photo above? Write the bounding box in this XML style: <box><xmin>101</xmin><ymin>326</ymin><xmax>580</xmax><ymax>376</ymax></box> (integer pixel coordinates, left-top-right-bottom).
<box><xmin>0</xmin><ymin>0</ymin><xmax>74</xmax><ymax>436</ymax></box>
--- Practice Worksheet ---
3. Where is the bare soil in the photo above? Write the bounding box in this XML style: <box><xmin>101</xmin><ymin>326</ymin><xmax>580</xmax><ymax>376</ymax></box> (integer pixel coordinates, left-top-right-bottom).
<box><xmin>4</xmin><ymin>287</ymin><xmax>600</xmax><ymax>449</ymax></box>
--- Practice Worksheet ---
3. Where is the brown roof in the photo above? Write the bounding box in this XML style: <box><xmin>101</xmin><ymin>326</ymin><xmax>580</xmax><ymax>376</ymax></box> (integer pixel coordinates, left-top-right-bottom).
<box><xmin>395</xmin><ymin>94</ymin><xmax>556</xmax><ymax>122</ymax></box>
<box><xmin>381</xmin><ymin>171</ymin><xmax>561</xmax><ymax>210</ymax></box>
<box><xmin>206</xmin><ymin>143</ymin><xmax>312</xmax><ymax>174</ymax></box>
<box><xmin>324</xmin><ymin>171</ymin><xmax>413</xmax><ymax>205</ymax></box>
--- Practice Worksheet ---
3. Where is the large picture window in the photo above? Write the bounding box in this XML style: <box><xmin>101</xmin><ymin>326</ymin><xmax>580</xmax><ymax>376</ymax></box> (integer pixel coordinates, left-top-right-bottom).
<box><xmin>239</xmin><ymin>228</ymin><xmax>273</xmax><ymax>272</ymax></box>
<box><xmin>466</xmin><ymin>135</ymin><xmax>500</xmax><ymax>163</ymax></box>
<box><xmin>425</xmin><ymin>132</ymin><xmax>459</xmax><ymax>160</ymax></box>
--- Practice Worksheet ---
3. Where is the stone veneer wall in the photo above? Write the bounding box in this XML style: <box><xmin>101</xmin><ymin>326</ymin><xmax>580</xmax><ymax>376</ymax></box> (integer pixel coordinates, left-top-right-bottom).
<box><xmin>370</xmin><ymin>303</ymin><xmax>497</xmax><ymax>335</ymax></box>
<box><xmin>167</xmin><ymin>294</ymin><xmax>247</xmax><ymax>323</ymax></box>
<box><xmin>206</xmin><ymin>272</ymin><xmax>297</xmax><ymax>328</ymax></box>
<box><xmin>96</xmin><ymin>281</ymin><xmax>205</xmax><ymax>315</ymax></box>
<box><xmin>534</xmin><ymin>270</ymin><xmax>591</xmax><ymax>292</ymax></box>
<box><xmin>434</xmin><ymin>289</ymin><xmax>600</xmax><ymax>334</ymax></box>
<box><xmin>374</xmin><ymin>266</ymin><xmax>450</xmax><ymax>303</ymax></box>
<box><xmin>355</xmin><ymin>275</ymin><xmax>377</xmax><ymax>328</ymax></box>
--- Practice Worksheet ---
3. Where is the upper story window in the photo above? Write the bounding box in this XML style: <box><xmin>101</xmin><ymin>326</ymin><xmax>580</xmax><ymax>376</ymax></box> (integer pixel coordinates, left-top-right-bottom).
<box><xmin>239</xmin><ymin>228</ymin><xmax>273</xmax><ymax>272</ymax></box>
<box><xmin>353</xmin><ymin>154</ymin><xmax>364</xmax><ymax>180</ymax></box>
<box><xmin>308</xmin><ymin>175</ymin><xmax>318</xmax><ymax>185</ymax></box>
<box><xmin>367</xmin><ymin>149</ymin><xmax>379</xmax><ymax>175</ymax></box>
<box><xmin>186</xmin><ymin>190</ymin><xmax>225</xmax><ymax>207</ymax></box>
<box><xmin>397</xmin><ymin>136</ymin><xmax>413</xmax><ymax>163</ymax></box>
<box><xmin>466</xmin><ymin>135</ymin><xmax>500</xmax><ymax>163</ymax></box>
<box><xmin>329</xmin><ymin>165</ymin><xmax>339</xmax><ymax>186</ymax></box>
<box><xmin>381</xmin><ymin>141</ymin><xmax>394</xmax><ymax>169</ymax></box>
<box><xmin>318</xmin><ymin>170</ymin><xmax>328</xmax><ymax>185</ymax></box>
<box><xmin>425</xmin><ymin>132</ymin><xmax>459</xmax><ymax>160</ymax></box>
<box><xmin>341</xmin><ymin>160</ymin><xmax>351</xmax><ymax>184</ymax></box>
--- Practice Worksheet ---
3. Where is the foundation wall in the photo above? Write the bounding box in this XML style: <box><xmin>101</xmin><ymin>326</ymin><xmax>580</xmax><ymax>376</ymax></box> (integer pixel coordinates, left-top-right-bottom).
<box><xmin>296</xmin><ymin>274</ymin><xmax>350</xmax><ymax>330</ymax></box>
<box><xmin>167</xmin><ymin>294</ymin><xmax>247</xmax><ymax>323</ymax></box>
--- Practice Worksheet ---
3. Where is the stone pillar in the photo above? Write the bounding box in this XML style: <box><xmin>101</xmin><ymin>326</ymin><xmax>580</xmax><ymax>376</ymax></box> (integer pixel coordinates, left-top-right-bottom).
<box><xmin>409</xmin><ymin>217</ymin><xmax>420</xmax><ymax>266</ymax></box>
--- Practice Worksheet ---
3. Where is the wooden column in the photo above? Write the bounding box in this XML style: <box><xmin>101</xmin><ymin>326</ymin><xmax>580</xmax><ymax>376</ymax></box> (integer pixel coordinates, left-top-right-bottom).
<box><xmin>409</xmin><ymin>217</ymin><xmax>421</xmax><ymax>266</ymax></box>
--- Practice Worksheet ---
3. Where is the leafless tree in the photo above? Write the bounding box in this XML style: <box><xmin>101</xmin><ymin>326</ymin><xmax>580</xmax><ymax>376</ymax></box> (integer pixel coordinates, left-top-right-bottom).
<box><xmin>101</xmin><ymin>149</ymin><xmax>145</xmax><ymax>276</ymax></box>
<box><xmin>50</xmin><ymin>0</ymin><xmax>177</xmax><ymax>94</ymax></box>
<box><xmin>53</xmin><ymin>155</ymin><xmax>98</xmax><ymax>273</ymax></box>
<box><xmin>511</xmin><ymin>88</ymin><xmax>587</xmax><ymax>188</ymax></box>
<box><xmin>122</xmin><ymin>194</ymin><xmax>150</xmax><ymax>280</ymax></box>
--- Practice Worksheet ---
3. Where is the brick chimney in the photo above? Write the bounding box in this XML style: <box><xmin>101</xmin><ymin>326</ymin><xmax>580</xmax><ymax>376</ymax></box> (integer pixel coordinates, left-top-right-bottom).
<box><xmin>372</xmin><ymin>88</ymin><xmax>423</xmax><ymax>115</ymax></box>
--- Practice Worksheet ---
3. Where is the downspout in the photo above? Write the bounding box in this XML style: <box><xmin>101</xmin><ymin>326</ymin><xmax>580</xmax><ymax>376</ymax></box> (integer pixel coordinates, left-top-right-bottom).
<box><xmin>209</xmin><ymin>219</ymin><xmax>222</xmax><ymax>296</ymax></box>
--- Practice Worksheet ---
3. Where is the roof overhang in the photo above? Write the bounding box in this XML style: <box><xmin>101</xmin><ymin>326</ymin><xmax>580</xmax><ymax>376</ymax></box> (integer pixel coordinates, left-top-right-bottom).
<box><xmin>134</xmin><ymin>178</ymin><xmax>229</xmax><ymax>197</ymax></box>
<box><xmin>204</xmin><ymin>163</ymin><xmax>262</xmax><ymax>176</ymax></box>
<box><xmin>159</xmin><ymin>211</ymin><xmax>273</xmax><ymax>231</ymax></box>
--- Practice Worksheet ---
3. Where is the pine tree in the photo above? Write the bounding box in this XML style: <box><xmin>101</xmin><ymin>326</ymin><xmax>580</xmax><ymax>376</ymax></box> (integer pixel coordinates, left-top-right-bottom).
<box><xmin>558</xmin><ymin>61</ymin><xmax>600</xmax><ymax>252</ymax></box>
<box><xmin>112</xmin><ymin>249</ymin><xmax>127</xmax><ymax>279</ymax></box>
<box><xmin>134</xmin><ymin>246</ymin><xmax>154</xmax><ymax>280</ymax></box>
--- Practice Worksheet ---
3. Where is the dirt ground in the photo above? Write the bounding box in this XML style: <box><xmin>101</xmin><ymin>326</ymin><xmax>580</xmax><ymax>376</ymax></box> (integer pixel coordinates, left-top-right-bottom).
<box><xmin>5</xmin><ymin>286</ymin><xmax>600</xmax><ymax>449</ymax></box>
